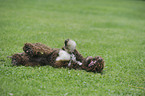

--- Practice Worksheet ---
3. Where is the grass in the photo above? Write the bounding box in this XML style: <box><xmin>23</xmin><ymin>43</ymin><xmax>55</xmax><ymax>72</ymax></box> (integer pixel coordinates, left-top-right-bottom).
<box><xmin>0</xmin><ymin>0</ymin><xmax>145</xmax><ymax>95</ymax></box>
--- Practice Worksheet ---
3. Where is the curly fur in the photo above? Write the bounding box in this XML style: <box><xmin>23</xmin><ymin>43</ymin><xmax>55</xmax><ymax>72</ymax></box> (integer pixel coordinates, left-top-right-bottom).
<box><xmin>10</xmin><ymin>40</ymin><xmax>104</xmax><ymax>73</ymax></box>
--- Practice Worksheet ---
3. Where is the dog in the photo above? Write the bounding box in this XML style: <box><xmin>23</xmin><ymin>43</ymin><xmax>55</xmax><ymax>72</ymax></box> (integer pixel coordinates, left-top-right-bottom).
<box><xmin>9</xmin><ymin>39</ymin><xmax>104</xmax><ymax>73</ymax></box>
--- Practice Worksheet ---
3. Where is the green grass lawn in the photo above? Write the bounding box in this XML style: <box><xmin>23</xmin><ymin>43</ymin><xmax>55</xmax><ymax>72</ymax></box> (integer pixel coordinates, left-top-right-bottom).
<box><xmin>0</xmin><ymin>0</ymin><xmax>145</xmax><ymax>95</ymax></box>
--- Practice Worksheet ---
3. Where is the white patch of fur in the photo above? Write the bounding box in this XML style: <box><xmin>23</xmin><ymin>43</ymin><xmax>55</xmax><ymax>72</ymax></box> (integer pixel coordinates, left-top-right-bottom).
<box><xmin>68</xmin><ymin>54</ymin><xmax>82</xmax><ymax>66</ymax></box>
<box><xmin>77</xmin><ymin>61</ymin><xmax>82</xmax><ymax>65</ymax></box>
<box><xmin>67</xmin><ymin>40</ymin><xmax>76</xmax><ymax>52</ymax></box>
<box><xmin>71</xmin><ymin>54</ymin><xmax>76</xmax><ymax>61</ymax></box>
<box><xmin>56</xmin><ymin>50</ymin><xmax>71</xmax><ymax>61</ymax></box>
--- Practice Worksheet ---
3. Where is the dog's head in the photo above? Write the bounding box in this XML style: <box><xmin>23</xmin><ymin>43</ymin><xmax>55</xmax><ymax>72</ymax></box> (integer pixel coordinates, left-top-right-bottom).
<box><xmin>82</xmin><ymin>56</ymin><xmax>104</xmax><ymax>73</ymax></box>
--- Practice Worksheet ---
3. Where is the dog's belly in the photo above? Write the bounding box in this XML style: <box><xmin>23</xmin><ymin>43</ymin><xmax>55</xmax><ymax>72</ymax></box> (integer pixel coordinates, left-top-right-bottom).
<box><xmin>56</xmin><ymin>50</ymin><xmax>70</xmax><ymax>61</ymax></box>
<box><xmin>55</xmin><ymin>50</ymin><xmax>82</xmax><ymax>67</ymax></box>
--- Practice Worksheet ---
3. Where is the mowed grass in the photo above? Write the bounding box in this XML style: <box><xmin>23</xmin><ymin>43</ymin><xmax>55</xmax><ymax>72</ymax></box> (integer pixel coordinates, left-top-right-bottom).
<box><xmin>0</xmin><ymin>0</ymin><xmax>145</xmax><ymax>95</ymax></box>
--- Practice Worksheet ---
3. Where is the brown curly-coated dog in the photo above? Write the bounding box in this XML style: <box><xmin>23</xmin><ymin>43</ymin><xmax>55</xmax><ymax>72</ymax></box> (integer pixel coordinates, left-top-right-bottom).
<box><xmin>10</xmin><ymin>39</ymin><xmax>104</xmax><ymax>73</ymax></box>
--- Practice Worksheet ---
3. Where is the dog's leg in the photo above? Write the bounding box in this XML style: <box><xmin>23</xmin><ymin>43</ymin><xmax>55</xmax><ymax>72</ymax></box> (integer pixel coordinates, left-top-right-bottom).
<box><xmin>64</xmin><ymin>39</ymin><xmax>76</xmax><ymax>53</ymax></box>
<box><xmin>72</xmin><ymin>49</ymin><xmax>84</xmax><ymax>63</ymax></box>
<box><xmin>69</xmin><ymin>53</ymin><xmax>82</xmax><ymax>66</ymax></box>
<box><xmin>63</xmin><ymin>39</ymin><xmax>84</xmax><ymax>66</ymax></box>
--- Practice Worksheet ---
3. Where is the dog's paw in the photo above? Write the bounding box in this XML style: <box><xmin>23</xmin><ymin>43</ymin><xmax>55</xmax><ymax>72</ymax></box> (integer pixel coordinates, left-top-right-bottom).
<box><xmin>64</xmin><ymin>39</ymin><xmax>76</xmax><ymax>52</ymax></box>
